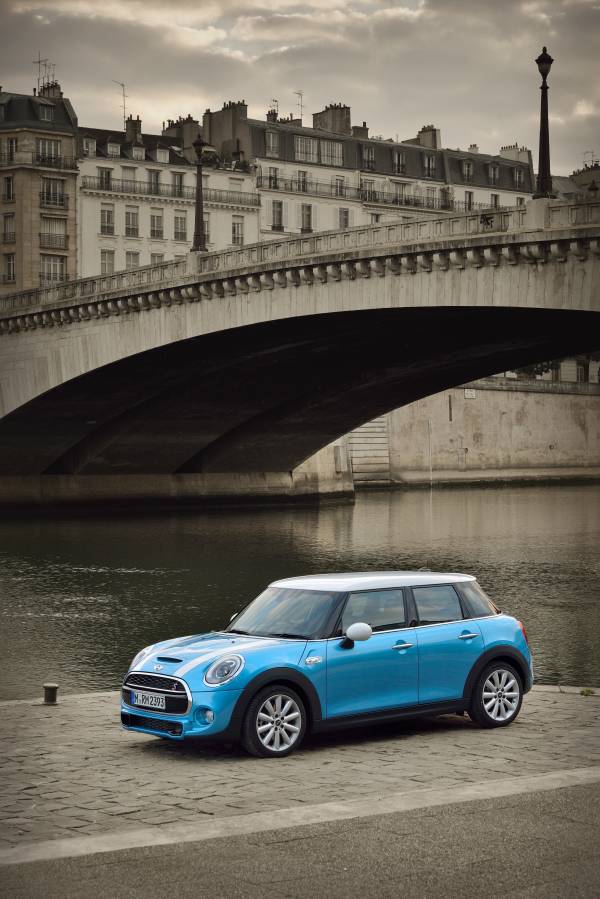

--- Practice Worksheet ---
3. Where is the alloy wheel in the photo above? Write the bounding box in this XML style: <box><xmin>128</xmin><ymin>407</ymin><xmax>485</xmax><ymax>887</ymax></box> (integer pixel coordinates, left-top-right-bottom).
<box><xmin>482</xmin><ymin>668</ymin><xmax>520</xmax><ymax>722</ymax></box>
<box><xmin>256</xmin><ymin>693</ymin><xmax>301</xmax><ymax>752</ymax></box>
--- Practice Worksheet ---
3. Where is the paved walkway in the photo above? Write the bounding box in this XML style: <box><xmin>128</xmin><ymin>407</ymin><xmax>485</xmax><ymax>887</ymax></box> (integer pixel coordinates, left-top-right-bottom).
<box><xmin>1</xmin><ymin>687</ymin><xmax>599</xmax><ymax>856</ymax></box>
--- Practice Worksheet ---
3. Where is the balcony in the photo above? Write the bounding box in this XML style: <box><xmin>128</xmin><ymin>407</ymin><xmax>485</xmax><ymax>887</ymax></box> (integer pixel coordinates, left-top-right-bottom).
<box><xmin>100</xmin><ymin>224</ymin><xmax>114</xmax><ymax>236</ymax></box>
<box><xmin>256</xmin><ymin>175</ymin><xmax>502</xmax><ymax>213</ymax></box>
<box><xmin>174</xmin><ymin>231</ymin><xmax>188</xmax><ymax>242</ymax></box>
<box><xmin>80</xmin><ymin>175</ymin><xmax>261</xmax><ymax>207</ymax></box>
<box><xmin>0</xmin><ymin>152</ymin><xmax>77</xmax><ymax>170</ymax></box>
<box><xmin>125</xmin><ymin>226</ymin><xmax>139</xmax><ymax>238</ymax></box>
<box><xmin>1</xmin><ymin>273</ymin><xmax>16</xmax><ymax>284</ymax></box>
<box><xmin>2</xmin><ymin>192</ymin><xmax>15</xmax><ymax>203</ymax></box>
<box><xmin>150</xmin><ymin>228</ymin><xmax>164</xmax><ymax>240</ymax></box>
<box><xmin>39</xmin><ymin>271</ymin><xmax>68</xmax><ymax>286</ymax></box>
<box><xmin>40</xmin><ymin>192</ymin><xmax>68</xmax><ymax>209</ymax></box>
<box><xmin>2</xmin><ymin>231</ymin><xmax>16</xmax><ymax>243</ymax></box>
<box><xmin>40</xmin><ymin>233</ymin><xmax>69</xmax><ymax>249</ymax></box>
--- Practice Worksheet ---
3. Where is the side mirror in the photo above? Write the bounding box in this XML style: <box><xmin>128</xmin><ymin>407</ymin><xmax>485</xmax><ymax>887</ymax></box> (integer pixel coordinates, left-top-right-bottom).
<box><xmin>341</xmin><ymin>622</ymin><xmax>373</xmax><ymax>648</ymax></box>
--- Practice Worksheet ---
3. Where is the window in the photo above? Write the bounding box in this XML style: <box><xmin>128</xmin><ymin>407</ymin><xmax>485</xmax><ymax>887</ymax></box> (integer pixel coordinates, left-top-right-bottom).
<box><xmin>97</xmin><ymin>167</ymin><xmax>113</xmax><ymax>190</ymax></box>
<box><xmin>125</xmin><ymin>251</ymin><xmax>140</xmax><ymax>269</ymax></box>
<box><xmin>426</xmin><ymin>187</ymin><xmax>436</xmax><ymax>207</ymax></box>
<box><xmin>294</xmin><ymin>135</ymin><xmax>319</xmax><ymax>163</ymax></box>
<box><xmin>341</xmin><ymin>589</ymin><xmax>406</xmax><ymax>634</ymax></box>
<box><xmin>100</xmin><ymin>249</ymin><xmax>114</xmax><ymax>276</ymax></box>
<box><xmin>228</xmin><ymin>177</ymin><xmax>243</xmax><ymax>191</ymax></box>
<box><xmin>148</xmin><ymin>170</ymin><xmax>160</xmax><ymax>194</ymax></box>
<box><xmin>204</xmin><ymin>215</ymin><xmax>210</xmax><ymax>245</ymax></box>
<box><xmin>361</xmin><ymin>179</ymin><xmax>375</xmax><ymax>200</ymax></box>
<box><xmin>3</xmin><ymin>175</ymin><xmax>14</xmax><ymax>201</ymax></box>
<box><xmin>516</xmin><ymin>196</ymin><xmax>525</xmax><ymax>206</ymax></box>
<box><xmin>297</xmin><ymin>170</ymin><xmax>308</xmax><ymax>192</ymax></box>
<box><xmin>393</xmin><ymin>150</ymin><xmax>406</xmax><ymax>174</ymax></box>
<box><xmin>577</xmin><ymin>361</ymin><xmax>588</xmax><ymax>382</ymax></box>
<box><xmin>462</xmin><ymin>160</ymin><xmax>473</xmax><ymax>181</ymax></box>
<box><xmin>362</xmin><ymin>145</ymin><xmax>375</xmax><ymax>170</ymax></box>
<box><xmin>272</xmin><ymin>199</ymin><xmax>283</xmax><ymax>231</ymax></box>
<box><xmin>107</xmin><ymin>142</ymin><xmax>120</xmax><ymax>158</ymax></box>
<box><xmin>465</xmin><ymin>190</ymin><xmax>474</xmax><ymax>210</ymax></box>
<box><xmin>132</xmin><ymin>146</ymin><xmax>145</xmax><ymax>161</ymax></box>
<box><xmin>413</xmin><ymin>585</ymin><xmax>464</xmax><ymax>625</ymax></box>
<box><xmin>37</xmin><ymin>138</ymin><xmax>61</xmax><ymax>161</ymax></box>
<box><xmin>39</xmin><ymin>104</ymin><xmax>54</xmax><ymax>122</ymax></box>
<box><xmin>320</xmin><ymin>140</ymin><xmax>343</xmax><ymax>167</ymax></box>
<box><xmin>7</xmin><ymin>137</ymin><xmax>18</xmax><ymax>161</ymax></box>
<box><xmin>100</xmin><ymin>205</ymin><xmax>114</xmax><ymax>235</ymax></box>
<box><xmin>301</xmin><ymin>203</ymin><xmax>312</xmax><ymax>232</ymax></box>
<box><xmin>268</xmin><ymin>166</ymin><xmax>279</xmax><ymax>189</ymax></box>
<box><xmin>41</xmin><ymin>177</ymin><xmax>65</xmax><ymax>205</ymax></box>
<box><xmin>457</xmin><ymin>582</ymin><xmax>498</xmax><ymax>618</ymax></box>
<box><xmin>265</xmin><ymin>131</ymin><xmax>280</xmax><ymax>158</ymax></box>
<box><xmin>174</xmin><ymin>213</ymin><xmax>187</xmax><ymax>241</ymax></box>
<box><xmin>3</xmin><ymin>253</ymin><xmax>15</xmax><ymax>283</ymax></box>
<box><xmin>424</xmin><ymin>154</ymin><xmax>436</xmax><ymax>177</ymax></box>
<box><xmin>514</xmin><ymin>168</ymin><xmax>524</xmax><ymax>188</ymax></box>
<box><xmin>338</xmin><ymin>207</ymin><xmax>349</xmax><ymax>229</ymax></box>
<box><xmin>394</xmin><ymin>182</ymin><xmax>406</xmax><ymax>204</ymax></box>
<box><xmin>150</xmin><ymin>253</ymin><xmax>164</xmax><ymax>265</ymax></box>
<box><xmin>488</xmin><ymin>163</ymin><xmax>499</xmax><ymax>185</ymax></box>
<box><xmin>40</xmin><ymin>216</ymin><xmax>66</xmax><ymax>248</ymax></box>
<box><xmin>121</xmin><ymin>166</ymin><xmax>136</xmax><ymax>188</ymax></box>
<box><xmin>334</xmin><ymin>176</ymin><xmax>346</xmax><ymax>197</ymax></box>
<box><xmin>490</xmin><ymin>193</ymin><xmax>499</xmax><ymax>208</ymax></box>
<box><xmin>232</xmin><ymin>216</ymin><xmax>244</xmax><ymax>246</ymax></box>
<box><xmin>370</xmin><ymin>213</ymin><xmax>381</xmax><ymax>224</ymax></box>
<box><xmin>156</xmin><ymin>148</ymin><xmax>169</xmax><ymax>163</ymax></box>
<box><xmin>172</xmin><ymin>173</ymin><xmax>184</xmax><ymax>197</ymax></box>
<box><xmin>40</xmin><ymin>254</ymin><xmax>66</xmax><ymax>284</ymax></box>
<box><xmin>150</xmin><ymin>210</ymin><xmax>164</xmax><ymax>239</ymax></box>
<box><xmin>82</xmin><ymin>138</ymin><xmax>96</xmax><ymax>157</ymax></box>
<box><xmin>125</xmin><ymin>206</ymin><xmax>139</xmax><ymax>237</ymax></box>
<box><xmin>3</xmin><ymin>213</ymin><xmax>15</xmax><ymax>241</ymax></box>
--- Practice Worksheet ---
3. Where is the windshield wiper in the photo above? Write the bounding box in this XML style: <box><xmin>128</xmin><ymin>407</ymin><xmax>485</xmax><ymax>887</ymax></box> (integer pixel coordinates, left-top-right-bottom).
<box><xmin>265</xmin><ymin>632</ymin><xmax>306</xmax><ymax>640</ymax></box>
<box><xmin>227</xmin><ymin>628</ymin><xmax>251</xmax><ymax>635</ymax></box>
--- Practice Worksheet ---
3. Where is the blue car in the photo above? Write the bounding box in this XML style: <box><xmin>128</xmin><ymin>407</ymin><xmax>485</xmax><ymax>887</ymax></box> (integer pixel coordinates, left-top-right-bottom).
<box><xmin>121</xmin><ymin>572</ymin><xmax>533</xmax><ymax>758</ymax></box>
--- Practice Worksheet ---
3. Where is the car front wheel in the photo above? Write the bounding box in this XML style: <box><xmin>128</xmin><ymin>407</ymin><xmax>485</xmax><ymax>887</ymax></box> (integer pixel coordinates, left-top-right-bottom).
<box><xmin>241</xmin><ymin>685</ymin><xmax>307</xmax><ymax>758</ymax></box>
<box><xmin>469</xmin><ymin>662</ymin><xmax>523</xmax><ymax>728</ymax></box>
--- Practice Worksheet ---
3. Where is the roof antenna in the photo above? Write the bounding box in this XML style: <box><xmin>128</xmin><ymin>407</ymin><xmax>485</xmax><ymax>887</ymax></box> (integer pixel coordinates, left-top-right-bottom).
<box><xmin>112</xmin><ymin>80</ymin><xmax>128</xmax><ymax>130</ymax></box>
<box><xmin>32</xmin><ymin>51</ymin><xmax>49</xmax><ymax>93</ymax></box>
<box><xmin>294</xmin><ymin>89</ymin><xmax>304</xmax><ymax>122</ymax></box>
<box><xmin>271</xmin><ymin>98</ymin><xmax>279</xmax><ymax>114</ymax></box>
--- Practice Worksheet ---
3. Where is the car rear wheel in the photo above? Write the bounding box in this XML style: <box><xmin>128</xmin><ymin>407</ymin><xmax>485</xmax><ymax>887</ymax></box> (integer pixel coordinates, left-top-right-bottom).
<box><xmin>241</xmin><ymin>685</ymin><xmax>307</xmax><ymax>758</ymax></box>
<box><xmin>469</xmin><ymin>662</ymin><xmax>523</xmax><ymax>728</ymax></box>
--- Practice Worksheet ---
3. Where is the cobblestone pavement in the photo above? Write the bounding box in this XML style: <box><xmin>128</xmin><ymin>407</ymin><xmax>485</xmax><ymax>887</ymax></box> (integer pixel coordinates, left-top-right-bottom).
<box><xmin>1</xmin><ymin>687</ymin><xmax>598</xmax><ymax>851</ymax></box>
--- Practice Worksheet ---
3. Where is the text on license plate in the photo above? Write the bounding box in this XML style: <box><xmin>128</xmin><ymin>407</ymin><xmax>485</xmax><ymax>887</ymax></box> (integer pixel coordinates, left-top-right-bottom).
<box><xmin>132</xmin><ymin>690</ymin><xmax>166</xmax><ymax>710</ymax></box>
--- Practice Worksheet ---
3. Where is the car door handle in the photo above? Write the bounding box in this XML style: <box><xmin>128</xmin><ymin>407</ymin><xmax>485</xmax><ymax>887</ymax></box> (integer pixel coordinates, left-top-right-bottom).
<box><xmin>392</xmin><ymin>642</ymin><xmax>413</xmax><ymax>650</ymax></box>
<box><xmin>458</xmin><ymin>633</ymin><xmax>479</xmax><ymax>640</ymax></box>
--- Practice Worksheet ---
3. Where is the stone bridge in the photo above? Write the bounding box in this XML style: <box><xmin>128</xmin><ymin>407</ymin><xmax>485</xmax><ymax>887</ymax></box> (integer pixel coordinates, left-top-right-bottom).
<box><xmin>0</xmin><ymin>198</ymin><xmax>598</xmax><ymax>506</ymax></box>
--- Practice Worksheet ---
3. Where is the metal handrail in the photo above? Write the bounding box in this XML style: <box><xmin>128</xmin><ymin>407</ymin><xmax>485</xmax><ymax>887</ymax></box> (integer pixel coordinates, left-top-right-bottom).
<box><xmin>80</xmin><ymin>175</ymin><xmax>261</xmax><ymax>207</ymax></box>
<box><xmin>39</xmin><ymin>192</ymin><xmax>69</xmax><ymax>208</ymax></box>
<box><xmin>0</xmin><ymin>153</ymin><xmax>78</xmax><ymax>170</ymax></box>
<box><xmin>39</xmin><ymin>233</ymin><xmax>69</xmax><ymax>249</ymax></box>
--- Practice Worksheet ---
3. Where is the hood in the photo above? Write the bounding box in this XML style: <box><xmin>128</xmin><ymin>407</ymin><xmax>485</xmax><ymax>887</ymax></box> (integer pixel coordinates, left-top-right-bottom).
<box><xmin>133</xmin><ymin>632</ymin><xmax>307</xmax><ymax>682</ymax></box>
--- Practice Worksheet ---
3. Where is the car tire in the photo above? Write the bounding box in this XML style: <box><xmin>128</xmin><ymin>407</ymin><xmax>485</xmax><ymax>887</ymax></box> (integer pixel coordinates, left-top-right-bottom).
<box><xmin>469</xmin><ymin>661</ymin><xmax>523</xmax><ymax>728</ymax></box>
<box><xmin>241</xmin><ymin>685</ymin><xmax>307</xmax><ymax>758</ymax></box>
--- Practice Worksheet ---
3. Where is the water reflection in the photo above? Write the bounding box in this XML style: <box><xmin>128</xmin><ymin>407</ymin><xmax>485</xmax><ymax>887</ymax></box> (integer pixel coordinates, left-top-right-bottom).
<box><xmin>0</xmin><ymin>484</ymin><xmax>598</xmax><ymax>699</ymax></box>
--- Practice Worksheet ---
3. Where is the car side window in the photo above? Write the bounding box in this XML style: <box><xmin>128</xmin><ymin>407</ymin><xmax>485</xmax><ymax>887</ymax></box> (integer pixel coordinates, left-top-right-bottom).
<box><xmin>341</xmin><ymin>589</ymin><xmax>406</xmax><ymax>633</ymax></box>
<box><xmin>458</xmin><ymin>581</ymin><xmax>499</xmax><ymax>617</ymax></box>
<box><xmin>412</xmin><ymin>585</ymin><xmax>464</xmax><ymax>625</ymax></box>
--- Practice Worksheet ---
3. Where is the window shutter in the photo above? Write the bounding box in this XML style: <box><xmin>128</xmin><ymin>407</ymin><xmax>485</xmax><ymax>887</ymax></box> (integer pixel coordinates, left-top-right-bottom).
<box><xmin>296</xmin><ymin>204</ymin><xmax>302</xmax><ymax>230</ymax></box>
<box><xmin>282</xmin><ymin>201</ymin><xmax>289</xmax><ymax>229</ymax></box>
<box><xmin>348</xmin><ymin>208</ymin><xmax>353</xmax><ymax>227</ymax></box>
<box><xmin>264</xmin><ymin>196</ymin><xmax>272</xmax><ymax>225</ymax></box>
<box><xmin>312</xmin><ymin>204</ymin><xmax>318</xmax><ymax>231</ymax></box>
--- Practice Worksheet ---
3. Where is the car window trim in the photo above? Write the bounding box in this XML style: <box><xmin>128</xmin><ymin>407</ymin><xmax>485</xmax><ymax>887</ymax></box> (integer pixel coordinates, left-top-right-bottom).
<box><xmin>408</xmin><ymin>583</ymin><xmax>468</xmax><ymax>628</ymax></box>
<box><xmin>329</xmin><ymin>586</ymin><xmax>409</xmax><ymax>638</ymax></box>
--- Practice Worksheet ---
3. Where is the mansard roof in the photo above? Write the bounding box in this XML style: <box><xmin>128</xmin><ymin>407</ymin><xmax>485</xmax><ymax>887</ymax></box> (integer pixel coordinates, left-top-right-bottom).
<box><xmin>0</xmin><ymin>90</ymin><xmax>78</xmax><ymax>132</ymax></box>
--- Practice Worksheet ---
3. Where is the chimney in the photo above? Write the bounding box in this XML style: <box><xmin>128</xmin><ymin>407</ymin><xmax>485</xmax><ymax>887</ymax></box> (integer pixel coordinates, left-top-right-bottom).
<box><xmin>312</xmin><ymin>103</ymin><xmax>351</xmax><ymax>135</ymax></box>
<box><xmin>266</xmin><ymin>108</ymin><xmax>278</xmax><ymax>123</ymax></box>
<box><xmin>39</xmin><ymin>80</ymin><xmax>63</xmax><ymax>99</ymax></box>
<box><xmin>126</xmin><ymin>114</ymin><xmax>143</xmax><ymax>144</ymax></box>
<box><xmin>468</xmin><ymin>143</ymin><xmax>479</xmax><ymax>154</ymax></box>
<box><xmin>352</xmin><ymin>121</ymin><xmax>369</xmax><ymax>139</ymax></box>
<box><xmin>417</xmin><ymin>125</ymin><xmax>441</xmax><ymax>149</ymax></box>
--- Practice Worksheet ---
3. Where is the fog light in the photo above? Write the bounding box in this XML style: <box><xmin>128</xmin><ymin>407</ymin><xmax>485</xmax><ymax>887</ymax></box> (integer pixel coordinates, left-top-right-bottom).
<box><xmin>205</xmin><ymin>710</ymin><xmax>215</xmax><ymax>723</ymax></box>
<box><xmin>195</xmin><ymin>707</ymin><xmax>215</xmax><ymax>725</ymax></box>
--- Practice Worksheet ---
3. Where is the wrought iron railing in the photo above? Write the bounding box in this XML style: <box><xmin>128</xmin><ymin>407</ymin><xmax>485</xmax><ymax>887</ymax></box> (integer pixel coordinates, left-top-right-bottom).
<box><xmin>40</xmin><ymin>233</ymin><xmax>69</xmax><ymax>249</ymax></box>
<box><xmin>40</xmin><ymin>192</ymin><xmax>68</xmax><ymax>209</ymax></box>
<box><xmin>0</xmin><ymin>153</ymin><xmax>78</xmax><ymax>170</ymax></box>
<box><xmin>80</xmin><ymin>175</ymin><xmax>261</xmax><ymax>207</ymax></box>
<box><xmin>39</xmin><ymin>271</ymin><xmax>69</xmax><ymax>286</ymax></box>
<box><xmin>2</xmin><ymin>231</ymin><xmax>16</xmax><ymax>243</ymax></box>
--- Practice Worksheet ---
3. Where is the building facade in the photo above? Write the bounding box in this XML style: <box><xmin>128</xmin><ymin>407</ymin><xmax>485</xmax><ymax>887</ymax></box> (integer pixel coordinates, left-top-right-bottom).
<box><xmin>0</xmin><ymin>81</ymin><xmax>79</xmax><ymax>295</ymax></box>
<box><xmin>202</xmin><ymin>101</ymin><xmax>534</xmax><ymax>241</ymax></box>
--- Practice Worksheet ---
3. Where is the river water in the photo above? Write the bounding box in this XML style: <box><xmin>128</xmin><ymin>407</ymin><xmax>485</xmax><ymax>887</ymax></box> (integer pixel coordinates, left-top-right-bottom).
<box><xmin>1</xmin><ymin>484</ymin><xmax>599</xmax><ymax>700</ymax></box>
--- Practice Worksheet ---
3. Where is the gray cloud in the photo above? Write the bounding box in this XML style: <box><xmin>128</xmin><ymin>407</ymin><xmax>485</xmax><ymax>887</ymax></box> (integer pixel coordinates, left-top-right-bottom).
<box><xmin>1</xmin><ymin>0</ymin><xmax>598</xmax><ymax>173</ymax></box>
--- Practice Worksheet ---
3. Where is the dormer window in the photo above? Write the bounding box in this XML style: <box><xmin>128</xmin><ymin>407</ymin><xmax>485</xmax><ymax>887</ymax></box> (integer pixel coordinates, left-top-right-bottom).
<box><xmin>107</xmin><ymin>142</ymin><xmax>120</xmax><ymax>158</ymax></box>
<box><xmin>265</xmin><ymin>131</ymin><xmax>280</xmax><ymax>158</ymax></box>
<box><xmin>39</xmin><ymin>104</ymin><xmax>54</xmax><ymax>122</ymax></box>
<box><xmin>132</xmin><ymin>146</ymin><xmax>146</xmax><ymax>161</ymax></box>
<box><xmin>82</xmin><ymin>138</ymin><xmax>96</xmax><ymax>157</ymax></box>
<box><xmin>514</xmin><ymin>167</ymin><xmax>524</xmax><ymax>188</ymax></box>
<box><xmin>155</xmin><ymin>148</ymin><xmax>169</xmax><ymax>163</ymax></box>
<box><xmin>424</xmin><ymin>154</ymin><xmax>436</xmax><ymax>177</ymax></box>
<box><xmin>462</xmin><ymin>160</ymin><xmax>473</xmax><ymax>181</ymax></box>
<box><xmin>488</xmin><ymin>163</ymin><xmax>500</xmax><ymax>185</ymax></box>
<box><xmin>393</xmin><ymin>150</ymin><xmax>406</xmax><ymax>175</ymax></box>
<box><xmin>362</xmin><ymin>145</ymin><xmax>375</xmax><ymax>171</ymax></box>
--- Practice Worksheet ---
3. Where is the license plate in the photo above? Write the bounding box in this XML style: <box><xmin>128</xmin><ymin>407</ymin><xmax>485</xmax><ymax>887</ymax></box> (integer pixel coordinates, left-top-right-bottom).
<box><xmin>132</xmin><ymin>690</ymin><xmax>166</xmax><ymax>711</ymax></box>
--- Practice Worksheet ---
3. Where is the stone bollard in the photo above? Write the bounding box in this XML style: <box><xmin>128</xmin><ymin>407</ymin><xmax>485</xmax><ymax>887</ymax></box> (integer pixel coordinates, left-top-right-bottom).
<box><xmin>43</xmin><ymin>683</ymin><xmax>59</xmax><ymax>705</ymax></box>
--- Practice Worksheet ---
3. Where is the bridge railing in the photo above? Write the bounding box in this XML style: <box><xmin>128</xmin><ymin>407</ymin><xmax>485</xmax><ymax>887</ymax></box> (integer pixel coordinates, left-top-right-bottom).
<box><xmin>1</xmin><ymin>200</ymin><xmax>598</xmax><ymax>314</ymax></box>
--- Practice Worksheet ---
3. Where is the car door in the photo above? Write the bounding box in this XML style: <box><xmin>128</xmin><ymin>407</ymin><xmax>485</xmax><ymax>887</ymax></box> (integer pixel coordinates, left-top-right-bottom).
<box><xmin>411</xmin><ymin>584</ymin><xmax>483</xmax><ymax>704</ymax></box>
<box><xmin>326</xmin><ymin>588</ymin><xmax>418</xmax><ymax>719</ymax></box>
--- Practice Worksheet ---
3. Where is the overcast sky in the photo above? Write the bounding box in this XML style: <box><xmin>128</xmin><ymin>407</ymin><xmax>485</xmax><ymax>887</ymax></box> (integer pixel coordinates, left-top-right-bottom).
<box><xmin>1</xmin><ymin>0</ymin><xmax>598</xmax><ymax>174</ymax></box>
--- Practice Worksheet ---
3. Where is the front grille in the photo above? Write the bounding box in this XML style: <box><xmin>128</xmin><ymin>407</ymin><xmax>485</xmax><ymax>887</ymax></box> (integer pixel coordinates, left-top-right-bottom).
<box><xmin>121</xmin><ymin>712</ymin><xmax>183</xmax><ymax>736</ymax></box>
<box><xmin>125</xmin><ymin>673</ymin><xmax>185</xmax><ymax>692</ymax></box>
<box><xmin>121</xmin><ymin>687</ymin><xmax>188</xmax><ymax>714</ymax></box>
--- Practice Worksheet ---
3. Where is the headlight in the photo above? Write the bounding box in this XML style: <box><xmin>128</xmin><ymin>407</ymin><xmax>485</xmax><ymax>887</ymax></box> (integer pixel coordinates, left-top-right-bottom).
<box><xmin>130</xmin><ymin>646</ymin><xmax>153</xmax><ymax>670</ymax></box>
<box><xmin>204</xmin><ymin>654</ymin><xmax>244</xmax><ymax>686</ymax></box>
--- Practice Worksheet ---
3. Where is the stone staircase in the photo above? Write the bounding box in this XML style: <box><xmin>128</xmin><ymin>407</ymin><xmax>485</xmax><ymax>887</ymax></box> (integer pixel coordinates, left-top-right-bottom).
<box><xmin>348</xmin><ymin>416</ymin><xmax>392</xmax><ymax>486</ymax></box>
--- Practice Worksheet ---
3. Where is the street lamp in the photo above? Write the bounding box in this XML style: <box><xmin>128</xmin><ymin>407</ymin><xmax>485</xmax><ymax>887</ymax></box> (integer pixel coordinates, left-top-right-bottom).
<box><xmin>534</xmin><ymin>46</ymin><xmax>555</xmax><ymax>198</ymax></box>
<box><xmin>192</xmin><ymin>133</ymin><xmax>208</xmax><ymax>252</ymax></box>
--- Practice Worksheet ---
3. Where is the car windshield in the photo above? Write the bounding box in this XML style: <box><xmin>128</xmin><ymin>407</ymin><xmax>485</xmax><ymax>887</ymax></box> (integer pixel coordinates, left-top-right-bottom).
<box><xmin>226</xmin><ymin>586</ymin><xmax>342</xmax><ymax>640</ymax></box>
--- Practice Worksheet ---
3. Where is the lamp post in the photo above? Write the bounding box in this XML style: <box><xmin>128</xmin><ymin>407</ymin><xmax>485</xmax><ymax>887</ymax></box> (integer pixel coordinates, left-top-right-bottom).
<box><xmin>192</xmin><ymin>134</ymin><xmax>208</xmax><ymax>252</ymax></box>
<box><xmin>534</xmin><ymin>46</ymin><xmax>555</xmax><ymax>198</ymax></box>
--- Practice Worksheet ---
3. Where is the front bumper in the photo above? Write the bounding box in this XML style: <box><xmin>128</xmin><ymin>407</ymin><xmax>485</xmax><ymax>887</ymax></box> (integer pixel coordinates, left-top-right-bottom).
<box><xmin>121</xmin><ymin>688</ymin><xmax>243</xmax><ymax>741</ymax></box>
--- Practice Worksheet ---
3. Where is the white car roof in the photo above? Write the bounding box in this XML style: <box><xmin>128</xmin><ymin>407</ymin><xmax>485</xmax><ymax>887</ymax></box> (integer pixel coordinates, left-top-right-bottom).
<box><xmin>271</xmin><ymin>571</ymin><xmax>476</xmax><ymax>592</ymax></box>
